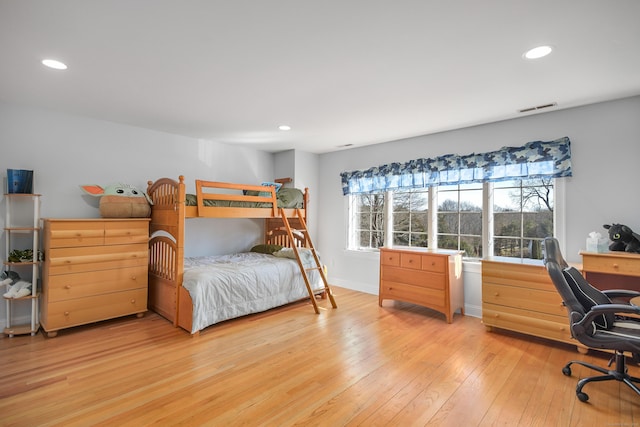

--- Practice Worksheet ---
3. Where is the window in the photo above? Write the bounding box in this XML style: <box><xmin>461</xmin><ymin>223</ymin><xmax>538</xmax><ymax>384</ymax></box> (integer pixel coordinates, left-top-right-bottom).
<box><xmin>347</xmin><ymin>178</ymin><xmax>555</xmax><ymax>261</ymax></box>
<box><xmin>391</xmin><ymin>190</ymin><xmax>429</xmax><ymax>247</ymax></box>
<box><xmin>349</xmin><ymin>193</ymin><xmax>385</xmax><ymax>249</ymax></box>
<box><xmin>493</xmin><ymin>178</ymin><xmax>554</xmax><ymax>260</ymax></box>
<box><xmin>437</xmin><ymin>183</ymin><xmax>483</xmax><ymax>258</ymax></box>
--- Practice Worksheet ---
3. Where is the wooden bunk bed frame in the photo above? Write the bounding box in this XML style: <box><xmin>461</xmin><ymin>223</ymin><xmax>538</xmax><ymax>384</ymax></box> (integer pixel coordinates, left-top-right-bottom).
<box><xmin>146</xmin><ymin>176</ymin><xmax>333</xmax><ymax>335</ymax></box>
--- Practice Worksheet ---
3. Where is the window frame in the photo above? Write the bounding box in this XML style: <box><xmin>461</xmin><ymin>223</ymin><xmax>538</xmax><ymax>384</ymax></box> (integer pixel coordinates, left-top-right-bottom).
<box><xmin>346</xmin><ymin>178</ymin><xmax>564</xmax><ymax>261</ymax></box>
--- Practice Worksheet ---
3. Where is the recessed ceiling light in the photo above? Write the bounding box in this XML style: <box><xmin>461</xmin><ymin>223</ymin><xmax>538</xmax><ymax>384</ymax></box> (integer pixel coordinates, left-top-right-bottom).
<box><xmin>42</xmin><ymin>59</ymin><xmax>68</xmax><ymax>70</ymax></box>
<box><xmin>278</xmin><ymin>125</ymin><xmax>291</xmax><ymax>131</ymax></box>
<box><xmin>523</xmin><ymin>45</ymin><xmax>553</xmax><ymax>60</ymax></box>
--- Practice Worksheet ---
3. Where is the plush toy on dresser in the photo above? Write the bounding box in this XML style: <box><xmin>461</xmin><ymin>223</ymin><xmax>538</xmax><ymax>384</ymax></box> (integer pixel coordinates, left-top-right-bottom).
<box><xmin>603</xmin><ymin>223</ymin><xmax>640</xmax><ymax>253</ymax></box>
<box><xmin>81</xmin><ymin>183</ymin><xmax>152</xmax><ymax>218</ymax></box>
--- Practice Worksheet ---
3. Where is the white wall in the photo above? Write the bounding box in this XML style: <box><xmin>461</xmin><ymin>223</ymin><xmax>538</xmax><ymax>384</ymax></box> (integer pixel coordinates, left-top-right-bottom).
<box><xmin>317</xmin><ymin>96</ymin><xmax>640</xmax><ymax>317</ymax></box>
<box><xmin>3</xmin><ymin>96</ymin><xmax>639</xmax><ymax>328</ymax></box>
<box><xmin>0</xmin><ymin>102</ymin><xmax>277</xmax><ymax>328</ymax></box>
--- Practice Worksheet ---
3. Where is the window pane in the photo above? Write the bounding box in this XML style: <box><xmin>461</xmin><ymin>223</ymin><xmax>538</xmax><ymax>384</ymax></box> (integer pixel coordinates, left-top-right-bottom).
<box><xmin>359</xmin><ymin>213</ymin><xmax>371</xmax><ymax>229</ymax></box>
<box><xmin>494</xmin><ymin>187</ymin><xmax>520</xmax><ymax>212</ymax></box>
<box><xmin>523</xmin><ymin>239</ymin><xmax>544</xmax><ymax>259</ymax></box>
<box><xmin>438</xmin><ymin>235</ymin><xmax>459</xmax><ymax>251</ymax></box>
<box><xmin>460</xmin><ymin>212</ymin><xmax>482</xmax><ymax>235</ymax></box>
<box><xmin>393</xmin><ymin>192</ymin><xmax>411</xmax><ymax>210</ymax></box>
<box><xmin>371</xmin><ymin>231</ymin><xmax>384</xmax><ymax>248</ymax></box>
<box><xmin>494</xmin><ymin>237</ymin><xmax>522</xmax><ymax>257</ymax></box>
<box><xmin>393</xmin><ymin>233</ymin><xmax>410</xmax><ymax>246</ymax></box>
<box><xmin>438</xmin><ymin>212</ymin><xmax>458</xmax><ymax>234</ymax></box>
<box><xmin>410</xmin><ymin>211</ymin><xmax>428</xmax><ymax>232</ymax></box>
<box><xmin>411</xmin><ymin>233</ymin><xmax>429</xmax><ymax>247</ymax></box>
<box><xmin>494</xmin><ymin>212</ymin><xmax>520</xmax><ymax>238</ymax></box>
<box><xmin>461</xmin><ymin>236</ymin><xmax>482</xmax><ymax>258</ymax></box>
<box><xmin>393</xmin><ymin>212</ymin><xmax>410</xmax><ymax>232</ymax></box>
<box><xmin>523</xmin><ymin>211</ymin><xmax>553</xmax><ymax>238</ymax></box>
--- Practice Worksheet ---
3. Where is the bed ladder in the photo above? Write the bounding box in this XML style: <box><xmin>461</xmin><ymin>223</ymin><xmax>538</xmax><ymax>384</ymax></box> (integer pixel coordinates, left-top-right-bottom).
<box><xmin>279</xmin><ymin>208</ymin><xmax>337</xmax><ymax>314</ymax></box>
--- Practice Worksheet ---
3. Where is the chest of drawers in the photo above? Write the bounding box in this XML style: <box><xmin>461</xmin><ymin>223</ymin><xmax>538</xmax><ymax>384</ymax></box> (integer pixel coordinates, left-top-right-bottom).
<box><xmin>481</xmin><ymin>259</ymin><xmax>574</xmax><ymax>347</ymax></box>
<box><xmin>41</xmin><ymin>218</ymin><xmax>149</xmax><ymax>337</ymax></box>
<box><xmin>379</xmin><ymin>247</ymin><xmax>464</xmax><ymax>323</ymax></box>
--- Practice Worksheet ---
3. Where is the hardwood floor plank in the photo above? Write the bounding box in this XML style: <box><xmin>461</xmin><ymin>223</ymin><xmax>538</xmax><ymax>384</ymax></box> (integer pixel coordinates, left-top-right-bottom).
<box><xmin>1</xmin><ymin>287</ymin><xmax>638</xmax><ymax>426</ymax></box>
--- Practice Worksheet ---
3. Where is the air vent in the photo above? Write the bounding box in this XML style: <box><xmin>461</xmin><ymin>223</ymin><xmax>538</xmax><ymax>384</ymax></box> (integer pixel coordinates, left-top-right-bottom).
<box><xmin>518</xmin><ymin>102</ymin><xmax>558</xmax><ymax>113</ymax></box>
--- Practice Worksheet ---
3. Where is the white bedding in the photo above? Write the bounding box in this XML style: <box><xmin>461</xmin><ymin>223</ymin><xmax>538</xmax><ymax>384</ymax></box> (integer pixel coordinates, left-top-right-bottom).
<box><xmin>183</xmin><ymin>251</ymin><xmax>322</xmax><ymax>334</ymax></box>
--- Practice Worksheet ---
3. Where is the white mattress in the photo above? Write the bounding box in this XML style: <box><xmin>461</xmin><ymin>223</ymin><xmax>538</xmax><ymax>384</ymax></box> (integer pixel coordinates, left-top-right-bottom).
<box><xmin>182</xmin><ymin>251</ymin><xmax>322</xmax><ymax>333</ymax></box>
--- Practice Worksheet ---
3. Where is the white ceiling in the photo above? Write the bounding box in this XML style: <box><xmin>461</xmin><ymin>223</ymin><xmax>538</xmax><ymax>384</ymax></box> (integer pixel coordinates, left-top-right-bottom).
<box><xmin>1</xmin><ymin>1</ymin><xmax>639</xmax><ymax>154</ymax></box>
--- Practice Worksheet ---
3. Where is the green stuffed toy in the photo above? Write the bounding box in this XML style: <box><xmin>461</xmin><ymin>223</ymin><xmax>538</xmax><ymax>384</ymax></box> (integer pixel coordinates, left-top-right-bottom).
<box><xmin>81</xmin><ymin>183</ymin><xmax>152</xmax><ymax>218</ymax></box>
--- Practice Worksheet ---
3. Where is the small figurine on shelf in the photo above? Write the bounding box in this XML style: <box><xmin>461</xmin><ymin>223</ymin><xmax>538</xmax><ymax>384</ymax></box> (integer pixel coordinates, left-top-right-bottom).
<box><xmin>1</xmin><ymin>271</ymin><xmax>33</xmax><ymax>298</ymax></box>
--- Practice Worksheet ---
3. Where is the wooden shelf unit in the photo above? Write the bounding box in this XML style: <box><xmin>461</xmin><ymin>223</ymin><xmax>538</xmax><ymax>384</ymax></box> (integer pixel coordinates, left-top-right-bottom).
<box><xmin>3</xmin><ymin>193</ymin><xmax>41</xmax><ymax>337</ymax></box>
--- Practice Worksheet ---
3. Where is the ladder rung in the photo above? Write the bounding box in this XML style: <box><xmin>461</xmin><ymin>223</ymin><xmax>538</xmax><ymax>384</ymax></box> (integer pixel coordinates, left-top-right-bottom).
<box><xmin>305</xmin><ymin>267</ymin><xmax>322</xmax><ymax>272</ymax></box>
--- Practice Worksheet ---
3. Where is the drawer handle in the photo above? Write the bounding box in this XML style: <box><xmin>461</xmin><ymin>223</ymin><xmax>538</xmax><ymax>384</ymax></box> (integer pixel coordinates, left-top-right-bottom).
<box><xmin>131</xmin><ymin>276</ymin><xmax>137</xmax><ymax>280</ymax></box>
<box><xmin>64</xmin><ymin>311</ymin><xmax>70</xmax><ymax>316</ymax></box>
<box><xmin>65</xmin><ymin>285</ymin><xmax>71</xmax><ymax>289</ymax></box>
<box><xmin>130</xmin><ymin>299</ymin><xmax>136</xmax><ymax>304</ymax></box>
<box><xmin>494</xmin><ymin>292</ymin><xmax>499</xmax><ymax>297</ymax></box>
<box><xmin>613</xmin><ymin>263</ymin><xmax>619</xmax><ymax>269</ymax></box>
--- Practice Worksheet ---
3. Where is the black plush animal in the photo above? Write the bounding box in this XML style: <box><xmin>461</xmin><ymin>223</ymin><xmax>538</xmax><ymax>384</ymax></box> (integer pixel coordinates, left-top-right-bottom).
<box><xmin>603</xmin><ymin>223</ymin><xmax>640</xmax><ymax>253</ymax></box>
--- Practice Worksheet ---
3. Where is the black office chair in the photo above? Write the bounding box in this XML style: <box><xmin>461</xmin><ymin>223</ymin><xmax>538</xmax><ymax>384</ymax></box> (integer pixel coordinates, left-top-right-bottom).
<box><xmin>542</xmin><ymin>237</ymin><xmax>640</xmax><ymax>402</ymax></box>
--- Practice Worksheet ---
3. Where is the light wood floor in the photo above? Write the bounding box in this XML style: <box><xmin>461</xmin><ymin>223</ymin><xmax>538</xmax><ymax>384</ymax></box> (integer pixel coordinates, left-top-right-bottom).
<box><xmin>1</xmin><ymin>287</ymin><xmax>639</xmax><ymax>426</ymax></box>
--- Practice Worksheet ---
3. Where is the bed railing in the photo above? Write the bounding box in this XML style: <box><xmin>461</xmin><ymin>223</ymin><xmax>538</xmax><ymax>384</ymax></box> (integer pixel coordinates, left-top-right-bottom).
<box><xmin>195</xmin><ymin>180</ymin><xmax>278</xmax><ymax>217</ymax></box>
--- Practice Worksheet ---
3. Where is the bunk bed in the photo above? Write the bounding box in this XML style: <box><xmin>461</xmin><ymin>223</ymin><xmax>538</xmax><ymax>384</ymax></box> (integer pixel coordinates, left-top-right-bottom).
<box><xmin>146</xmin><ymin>176</ymin><xmax>336</xmax><ymax>335</ymax></box>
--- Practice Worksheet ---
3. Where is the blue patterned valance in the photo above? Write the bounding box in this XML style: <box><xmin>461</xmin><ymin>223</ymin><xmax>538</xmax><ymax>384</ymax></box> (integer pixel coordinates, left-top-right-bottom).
<box><xmin>340</xmin><ymin>137</ymin><xmax>572</xmax><ymax>195</ymax></box>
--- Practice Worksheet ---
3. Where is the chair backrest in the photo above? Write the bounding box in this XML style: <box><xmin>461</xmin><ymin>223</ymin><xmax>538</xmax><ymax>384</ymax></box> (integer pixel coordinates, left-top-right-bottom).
<box><xmin>542</xmin><ymin>237</ymin><xmax>614</xmax><ymax>335</ymax></box>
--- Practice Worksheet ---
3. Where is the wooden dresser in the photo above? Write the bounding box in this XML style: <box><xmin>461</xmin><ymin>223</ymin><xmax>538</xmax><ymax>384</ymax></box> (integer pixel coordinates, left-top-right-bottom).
<box><xmin>379</xmin><ymin>247</ymin><xmax>464</xmax><ymax>323</ymax></box>
<box><xmin>41</xmin><ymin>218</ymin><xmax>149</xmax><ymax>337</ymax></box>
<box><xmin>581</xmin><ymin>251</ymin><xmax>640</xmax><ymax>292</ymax></box>
<box><xmin>481</xmin><ymin>259</ymin><xmax>576</xmax><ymax>349</ymax></box>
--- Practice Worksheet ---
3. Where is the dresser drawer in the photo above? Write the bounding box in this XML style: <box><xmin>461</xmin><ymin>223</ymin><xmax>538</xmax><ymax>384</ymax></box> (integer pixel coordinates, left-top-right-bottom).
<box><xmin>47</xmin><ymin>243</ymin><xmax>148</xmax><ymax>275</ymax></box>
<box><xmin>105</xmin><ymin>220</ymin><xmax>149</xmax><ymax>245</ymax></box>
<box><xmin>380</xmin><ymin>280</ymin><xmax>445</xmax><ymax>312</ymax></box>
<box><xmin>483</xmin><ymin>302</ymin><xmax>571</xmax><ymax>342</ymax></box>
<box><xmin>43</xmin><ymin>288</ymin><xmax>147</xmax><ymax>330</ymax></box>
<box><xmin>47</xmin><ymin>222</ymin><xmax>105</xmax><ymax>248</ymax></box>
<box><xmin>400</xmin><ymin>253</ymin><xmax>422</xmax><ymax>270</ymax></box>
<box><xmin>380</xmin><ymin>250</ymin><xmax>400</xmax><ymax>267</ymax></box>
<box><xmin>582</xmin><ymin>253</ymin><xmax>640</xmax><ymax>277</ymax></box>
<box><xmin>483</xmin><ymin>283</ymin><xmax>565</xmax><ymax>316</ymax></box>
<box><xmin>421</xmin><ymin>255</ymin><xmax>446</xmax><ymax>273</ymax></box>
<box><xmin>46</xmin><ymin>265</ymin><xmax>148</xmax><ymax>302</ymax></box>
<box><xmin>381</xmin><ymin>266</ymin><xmax>445</xmax><ymax>290</ymax></box>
